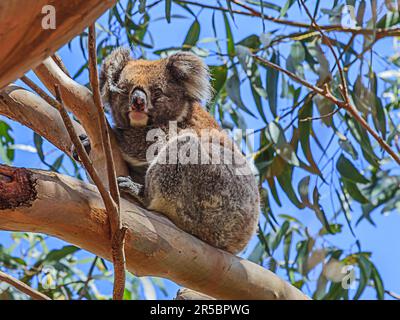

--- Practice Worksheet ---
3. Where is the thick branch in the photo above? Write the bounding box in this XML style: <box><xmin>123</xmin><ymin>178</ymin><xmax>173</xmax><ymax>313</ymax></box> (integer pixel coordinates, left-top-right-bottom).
<box><xmin>0</xmin><ymin>0</ymin><xmax>117</xmax><ymax>89</ymax></box>
<box><xmin>0</xmin><ymin>165</ymin><xmax>308</xmax><ymax>300</ymax></box>
<box><xmin>34</xmin><ymin>58</ymin><xmax>98</xmax><ymax>137</ymax></box>
<box><xmin>0</xmin><ymin>85</ymin><xmax>84</xmax><ymax>156</ymax></box>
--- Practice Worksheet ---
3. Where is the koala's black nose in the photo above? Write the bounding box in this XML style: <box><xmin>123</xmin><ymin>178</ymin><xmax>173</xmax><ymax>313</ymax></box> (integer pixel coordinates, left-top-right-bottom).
<box><xmin>131</xmin><ymin>89</ymin><xmax>147</xmax><ymax>111</ymax></box>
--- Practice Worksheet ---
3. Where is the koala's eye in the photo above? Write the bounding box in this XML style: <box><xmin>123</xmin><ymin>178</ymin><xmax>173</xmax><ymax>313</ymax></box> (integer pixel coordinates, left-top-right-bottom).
<box><xmin>152</xmin><ymin>88</ymin><xmax>163</xmax><ymax>96</ymax></box>
<box><xmin>114</xmin><ymin>82</ymin><xmax>130</xmax><ymax>96</ymax></box>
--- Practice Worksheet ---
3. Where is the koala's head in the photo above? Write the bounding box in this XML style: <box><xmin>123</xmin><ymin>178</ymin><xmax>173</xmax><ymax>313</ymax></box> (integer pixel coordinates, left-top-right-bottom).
<box><xmin>99</xmin><ymin>48</ymin><xmax>211</xmax><ymax>128</ymax></box>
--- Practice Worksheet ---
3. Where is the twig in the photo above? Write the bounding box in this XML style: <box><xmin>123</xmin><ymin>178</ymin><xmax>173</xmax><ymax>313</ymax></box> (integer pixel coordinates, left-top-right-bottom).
<box><xmin>51</xmin><ymin>53</ymin><xmax>71</xmax><ymax>78</ymax></box>
<box><xmin>254</xmin><ymin>56</ymin><xmax>336</xmax><ymax>103</ymax></box>
<box><xmin>88</xmin><ymin>24</ymin><xmax>127</xmax><ymax>301</ymax></box>
<box><xmin>77</xmin><ymin>256</ymin><xmax>98</xmax><ymax>300</ymax></box>
<box><xmin>88</xmin><ymin>24</ymin><xmax>120</xmax><ymax>210</ymax></box>
<box><xmin>0</xmin><ymin>270</ymin><xmax>51</xmax><ymax>300</ymax></box>
<box><xmin>20</xmin><ymin>75</ymin><xmax>59</xmax><ymax>109</ymax></box>
<box><xmin>54</xmin><ymin>85</ymin><xmax>127</xmax><ymax>300</ymax></box>
<box><xmin>385</xmin><ymin>290</ymin><xmax>400</xmax><ymax>300</ymax></box>
<box><xmin>254</xmin><ymin>55</ymin><xmax>400</xmax><ymax>165</ymax></box>
<box><xmin>175</xmin><ymin>0</ymin><xmax>400</xmax><ymax>38</ymax></box>
<box><xmin>300</xmin><ymin>108</ymin><xmax>339</xmax><ymax>122</ymax></box>
<box><xmin>295</xmin><ymin>1</ymin><xmax>400</xmax><ymax>164</ymax></box>
<box><xmin>299</xmin><ymin>0</ymin><xmax>350</xmax><ymax>105</ymax></box>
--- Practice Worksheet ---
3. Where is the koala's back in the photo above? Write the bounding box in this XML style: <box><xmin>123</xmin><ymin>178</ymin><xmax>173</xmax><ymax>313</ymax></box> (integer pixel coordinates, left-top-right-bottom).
<box><xmin>145</xmin><ymin>105</ymin><xmax>260</xmax><ymax>253</ymax></box>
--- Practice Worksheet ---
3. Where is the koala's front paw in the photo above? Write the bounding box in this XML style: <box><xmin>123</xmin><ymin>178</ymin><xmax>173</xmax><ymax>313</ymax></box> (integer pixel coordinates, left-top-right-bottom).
<box><xmin>117</xmin><ymin>176</ymin><xmax>145</xmax><ymax>204</ymax></box>
<box><xmin>71</xmin><ymin>134</ymin><xmax>91</xmax><ymax>161</ymax></box>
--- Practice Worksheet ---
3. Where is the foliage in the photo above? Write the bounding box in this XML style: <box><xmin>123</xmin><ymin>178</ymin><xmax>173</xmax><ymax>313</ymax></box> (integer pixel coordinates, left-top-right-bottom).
<box><xmin>1</xmin><ymin>0</ymin><xmax>400</xmax><ymax>299</ymax></box>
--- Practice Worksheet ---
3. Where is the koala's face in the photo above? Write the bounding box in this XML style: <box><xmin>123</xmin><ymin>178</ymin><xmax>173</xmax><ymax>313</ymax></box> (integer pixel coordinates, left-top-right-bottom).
<box><xmin>100</xmin><ymin>48</ymin><xmax>211</xmax><ymax>128</ymax></box>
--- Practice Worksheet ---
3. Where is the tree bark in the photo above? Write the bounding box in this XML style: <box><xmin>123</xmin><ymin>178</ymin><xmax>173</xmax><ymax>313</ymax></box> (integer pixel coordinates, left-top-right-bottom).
<box><xmin>0</xmin><ymin>85</ymin><xmax>83</xmax><ymax>156</ymax></box>
<box><xmin>0</xmin><ymin>0</ymin><xmax>117</xmax><ymax>89</ymax></box>
<box><xmin>0</xmin><ymin>165</ymin><xmax>308</xmax><ymax>300</ymax></box>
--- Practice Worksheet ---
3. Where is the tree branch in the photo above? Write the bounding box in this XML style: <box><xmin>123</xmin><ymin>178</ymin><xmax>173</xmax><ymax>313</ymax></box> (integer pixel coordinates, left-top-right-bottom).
<box><xmin>34</xmin><ymin>57</ymin><xmax>99</xmax><ymax>138</ymax></box>
<box><xmin>51</xmin><ymin>53</ymin><xmax>71</xmax><ymax>78</ymax></box>
<box><xmin>0</xmin><ymin>270</ymin><xmax>51</xmax><ymax>300</ymax></box>
<box><xmin>299</xmin><ymin>0</ymin><xmax>350</xmax><ymax>105</ymax></box>
<box><xmin>88</xmin><ymin>24</ymin><xmax>121</xmax><ymax>210</ymax></box>
<box><xmin>0</xmin><ymin>0</ymin><xmax>118</xmax><ymax>89</ymax></box>
<box><xmin>0</xmin><ymin>85</ymin><xmax>84</xmax><ymax>156</ymax></box>
<box><xmin>87</xmin><ymin>24</ymin><xmax>126</xmax><ymax>299</ymax></box>
<box><xmin>53</xmin><ymin>84</ymin><xmax>128</xmax><ymax>301</ymax></box>
<box><xmin>0</xmin><ymin>164</ymin><xmax>308</xmax><ymax>300</ymax></box>
<box><xmin>20</xmin><ymin>75</ymin><xmax>59</xmax><ymax>109</ymax></box>
<box><xmin>54</xmin><ymin>84</ymin><xmax>128</xmax><ymax>299</ymax></box>
<box><xmin>177</xmin><ymin>0</ymin><xmax>400</xmax><ymax>38</ymax></box>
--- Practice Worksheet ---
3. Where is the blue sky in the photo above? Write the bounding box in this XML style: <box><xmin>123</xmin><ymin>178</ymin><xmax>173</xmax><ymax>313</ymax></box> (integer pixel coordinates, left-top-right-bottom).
<box><xmin>1</xmin><ymin>1</ymin><xmax>399</xmax><ymax>299</ymax></box>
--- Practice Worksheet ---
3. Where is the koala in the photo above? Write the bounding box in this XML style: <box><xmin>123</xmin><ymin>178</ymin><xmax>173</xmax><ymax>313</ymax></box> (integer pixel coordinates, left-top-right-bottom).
<box><xmin>97</xmin><ymin>47</ymin><xmax>260</xmax><ymax>254</ymax></box>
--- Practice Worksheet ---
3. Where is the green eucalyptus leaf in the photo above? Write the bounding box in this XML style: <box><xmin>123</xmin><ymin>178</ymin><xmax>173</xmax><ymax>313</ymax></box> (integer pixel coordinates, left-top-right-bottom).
<box><xmin>337</xmin><ymin>154</ymin><xmax>369</xmax><ymax>184</ymax></box>
<box><xmin>266</xmin><ymin>51</ymin><xmax>279</xmax><ymax>117</ymax></box>
<box><xmin>353</xmin><ymin>255</ymin><xmax>371</xmax><ymax>300</ymax></box>
<box><xmin>342</xmin><ymin>179</ymin><xmax>369</xmax><ymax>204</ymax></box>
<box><xmin>45</xmin><ymin>246</ymin><xmax>80</xmax><ymax>263</ymax></box>
<box><xmin>226</xmin><ymin>73</ymin><xmax>256</xmax><ymax>117</ymax></box>
<box><xmin>271</xmin><ymin>221</ymin><xmax>290</xmax><ymax>251</ymax></box>
<box><xmin>183</xmin><ymin>20</ymin><xmax>200</xmax><ymax>48</ymax></box>
<box><xmin>298</xmin><ymin>176</ymin><xmax>311</xmax><ymax>206</ymax></box>
<box><xmin>266</xmin><ymin>121</ymin><xmax>300</xmax><ymax>166</ymax></box>
<box><xmin>223</xmin><ymin>12</ymin><xmax>235</xmax><ymax>57</ymax></box>
<box><xmin>370</xmin><ymin>263</ymin><xmax>384</xmax><ymax>300</ymax></box>
<box><xmin>165</xmin><ymin>0</ymin><xmax>172</xmax><ymax>23</ymax></box>
<box><xmin>209</xmin><ymin>64</ymin><xmax>228</xmax><ymax>97</ymax></box>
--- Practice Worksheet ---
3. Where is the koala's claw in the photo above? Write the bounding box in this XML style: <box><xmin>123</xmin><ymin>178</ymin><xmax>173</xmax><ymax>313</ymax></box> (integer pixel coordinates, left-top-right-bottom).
<box><xmin>72</xmin><ymin>134</ymin><xmax>91</xmax><ymax>162</ymax></box>
<box><xmin>117</xmin><ymin>176</ymin><xmax>145</xmax><ymax>204</ymax></box>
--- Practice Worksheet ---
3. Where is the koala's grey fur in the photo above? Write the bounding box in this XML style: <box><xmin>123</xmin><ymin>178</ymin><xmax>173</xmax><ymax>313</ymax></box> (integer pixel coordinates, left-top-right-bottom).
<box><xmin>99</xmin><ymin>47</ymin><xmax>260</xmax><ymax>254</ymax></box>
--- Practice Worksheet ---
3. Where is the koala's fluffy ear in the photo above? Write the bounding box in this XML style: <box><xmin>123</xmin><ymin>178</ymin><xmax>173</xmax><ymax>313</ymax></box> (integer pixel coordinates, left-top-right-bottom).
<box><xmin>166</xmin><ymin>52</ymin><xmax>211</xmax><ymax>103</ymax></box>
<box><xmin>99</xmin><ymin>47</ymin><xmax>132</xmax><ymax>106</ymax></box>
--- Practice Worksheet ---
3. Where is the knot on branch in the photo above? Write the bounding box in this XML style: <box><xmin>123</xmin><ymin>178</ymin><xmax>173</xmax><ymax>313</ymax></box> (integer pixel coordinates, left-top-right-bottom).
<box><xmin>0</xmin><ymin>165</ymin><xmax>37</xmax><ymax>210</ymax></box>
